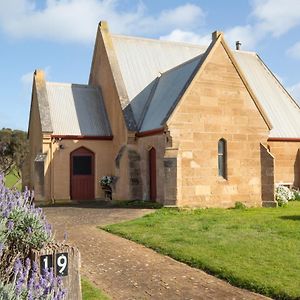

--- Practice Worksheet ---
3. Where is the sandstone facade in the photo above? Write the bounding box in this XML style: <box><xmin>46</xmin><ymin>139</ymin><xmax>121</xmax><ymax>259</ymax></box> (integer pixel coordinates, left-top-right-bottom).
<box><xmin>25</xmin><ymin>22</ymin><xmax>300</xmax><ymax>208</ymax></box>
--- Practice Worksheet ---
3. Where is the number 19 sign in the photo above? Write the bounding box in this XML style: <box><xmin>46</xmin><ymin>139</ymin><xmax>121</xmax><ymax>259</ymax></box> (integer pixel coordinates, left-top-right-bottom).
<box><xmin>40</xmin><ymin>253</ymin><xmax>68</xmax><ymax>276</ymax></box>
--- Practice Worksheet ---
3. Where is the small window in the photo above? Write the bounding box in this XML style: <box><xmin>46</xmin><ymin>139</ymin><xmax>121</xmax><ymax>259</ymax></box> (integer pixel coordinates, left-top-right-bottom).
<box><xmin>73</xmin><ymin>156</ymin><xmax>92</xmax><ymax>175</ymax></box>
<box><xmin>218</xmin><ymin>139</ymin><xmax>227</xmax><ymax>179</ymax></box>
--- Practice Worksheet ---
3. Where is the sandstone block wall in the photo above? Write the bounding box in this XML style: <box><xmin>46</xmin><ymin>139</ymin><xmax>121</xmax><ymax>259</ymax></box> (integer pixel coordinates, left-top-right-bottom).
<box><xmin>167</xmin><ymin>42</ymin><xmax>270</xmax><ymax>208</ymax></box>
<box><xmin>26</xmin><ymin>86</ymin><xmax>44</xmax><ymax>199</ymax></box>
<box><xmin>136</xmin><ymin>134</ymin><xmax>167</xmax><ymax>203</ymax></box>
<box><xmin>42</xmin><ymin>139</ymin><xmax>113</xmax><ymax>201</ymax></box>
<box><xmin>260</xmin><ymin>144</ymin><xmax>275</xmax><ymax>206</ymax></box>
<box><xmin>268</xmin><ymin>141</ymin><xmax>300</xmax><ymax>188</ymax></box>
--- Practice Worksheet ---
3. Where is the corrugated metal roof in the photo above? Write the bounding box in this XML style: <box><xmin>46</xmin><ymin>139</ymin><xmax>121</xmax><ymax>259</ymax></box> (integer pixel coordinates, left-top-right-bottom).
<box><xmin>234</xmin><ymin>51</ymin><xmax>300</xmax><ymax>138</ymax></box>
<box><xmin>111</xmin><ymin>34</ymin><xmax>207</xmax><ymax>124</ymax></box>
<box><xmin>111</xmin><ymin>34</ymin><xmax>300</xmax><ymax>137</ymax></box>
<box><xmin>46</xmin><ymin>82</ymin><xmax>112</xmax><ymax>136</ymax></box>
<box><xmin>140</xmin><ymin>56</ymin><xmax>202</xmax><ymax>131</ymax></box>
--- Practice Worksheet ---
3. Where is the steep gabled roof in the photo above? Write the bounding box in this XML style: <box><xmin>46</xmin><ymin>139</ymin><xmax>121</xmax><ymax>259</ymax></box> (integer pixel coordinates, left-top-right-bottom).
<box><xmin>140</xmin><ymin>55</ymin><xmax>203</xmax><ymax>131</ymax></box>
<box><xmin>234</xmin><ymin>51</ymin><xmax>300</xmax><ymax>138</ymax></box>
<box><xmin>31</xmin><ymin>70</ymin><xmax>112</xmax><ymax>137</ymax></box>
<box><xmin>108</xmin><ymin>30</ymin><xmax>300</xmax><ymax>138</ymax></box>
<box><xmin>46</xmin><ymin>82</ymin><xmax>112</xmax><ymax>136</ymax></box>
<box><xmin>111</xmin><ymin>34</ymin><xmax>207</xmax><ymax>129</ymax></box>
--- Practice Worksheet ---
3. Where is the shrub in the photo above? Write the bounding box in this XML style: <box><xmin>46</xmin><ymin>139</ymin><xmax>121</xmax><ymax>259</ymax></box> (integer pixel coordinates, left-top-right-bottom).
<box><xmin>275</xmin><ymin>185</ymin><xmax>295</xmax><ymax>206</ymax></box>
<box><xmin>234</xmin><ymin>202</ymin><xmax>247</xmax><ymax>209</ymax></box>
<box><xmin>10</xmin><ymin>258</ymin><xmax>65</xmax><ymax>300</ymax></box>
<box><xmin>0</xmin><ymin>175</ymin><xmax>52</xmax><ymax>282</ymax></box>
<box><xmin>292</xmin><ymin>189</ymin><xmax>300</xmax><ymax>201</ymax></box>
<box><xmin>0</xmin><ymin>174</ymin><xmax>65</xmax><ymax>299</ymax></box>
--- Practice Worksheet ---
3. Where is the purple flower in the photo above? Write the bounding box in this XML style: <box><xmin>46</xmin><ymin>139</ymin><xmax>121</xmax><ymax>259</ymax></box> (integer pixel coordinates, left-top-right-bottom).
<box><xmin>6</xmin><ymin>220</ymin><xmax>14</xmax><ymax>231</ymax></box>
<box><xmin>27</xmin><ymin>226</ymin><xmax>33</xmax><ymax>234</ymax></box>
<box><xmin>25</xmin><ymin>257</ymin><xmax>31</xmax><ymax>270</ymax></box>
<box><xmin>16</xmin><ymin>277</ymin><xmax>24</xmax><ymax>295</ymax></box>
<box><xmin>2</xmin><ymin>209</ymin><xmax>9</xmax><ymax>218</ymax></box>
<box><xmin>14</xmin><ymin>258</ymin><xmax>22</xmax><ymax>274</ymax></box>
<box><xmin>27</xmin><ymin>276</ymin><xmax>34</xmax><ymax>290</ymax></box>
<box><xmin>32</xmin><ymin>261</ymin><xmax>38</xmax><ymax>274</ymax></box>
<box><xmin>27</xmin><ymin>291</ymin><xmax>33</xmax><ymax>300</ymax></box>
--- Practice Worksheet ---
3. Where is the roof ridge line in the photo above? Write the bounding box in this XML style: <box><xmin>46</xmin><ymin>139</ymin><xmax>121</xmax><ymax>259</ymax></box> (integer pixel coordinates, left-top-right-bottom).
<box><xmin>137</xmin><ymin>77</ymin><xmax>160</xmax><ymax>131</ymax></box>
<box><xmin>160</xmin><ymin>34</ymin><xmax>220</xmax><ymax>127</ymax></box>
<box><xmin>111</xmin><ymin>33</ymin><xmax>208</xmax><ymax>49</ymax></box>
<box><xmin>159</xmin><ymin>54</ymin><xmax>204</xmax><ymax>77</ymax></box>
<box><xmin>46</xmin><ymin>82</ymin><xmax>93</xmax><ymax>88</ymax></box>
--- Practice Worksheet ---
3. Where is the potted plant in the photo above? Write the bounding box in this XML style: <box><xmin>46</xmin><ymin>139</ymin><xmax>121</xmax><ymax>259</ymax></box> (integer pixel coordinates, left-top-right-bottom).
<box><xmin>99</xmin><ymin>176</ymin><xmax>115</xmax><ymax>200</ymax></box>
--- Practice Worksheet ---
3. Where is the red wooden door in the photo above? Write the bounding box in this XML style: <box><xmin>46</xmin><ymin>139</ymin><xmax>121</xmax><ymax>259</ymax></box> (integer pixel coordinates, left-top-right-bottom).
<box><xmin>70</xmin><ymin>147</ymin><xmax>95</xmax><ymax>200</ymax></box>
<box><xmin>149</xmin><ymin>147</ymin><xmax>157</xmax><ymax>202</ymax></box>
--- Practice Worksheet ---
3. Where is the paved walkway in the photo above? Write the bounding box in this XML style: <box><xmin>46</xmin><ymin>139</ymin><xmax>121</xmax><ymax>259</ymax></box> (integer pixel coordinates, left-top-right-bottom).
<box><xmin>44</xmin><ymin>203</ymin><xmax>270</xmax><ymax>300</ymax></box>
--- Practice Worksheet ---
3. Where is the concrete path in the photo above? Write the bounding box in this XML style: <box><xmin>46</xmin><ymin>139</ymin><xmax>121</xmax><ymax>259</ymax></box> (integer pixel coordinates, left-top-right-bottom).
<box><xmin>44</xmin><ymin>203</ymin><xmax>270</xmax><ymax>300</ymax></box>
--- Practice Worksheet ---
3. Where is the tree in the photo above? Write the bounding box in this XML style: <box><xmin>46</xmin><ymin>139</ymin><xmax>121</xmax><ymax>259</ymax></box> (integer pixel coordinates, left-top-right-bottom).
<box><xmin>0</xmin><ymin>128</ymin><xmax>28</xmax><ymax>177</ymax></box>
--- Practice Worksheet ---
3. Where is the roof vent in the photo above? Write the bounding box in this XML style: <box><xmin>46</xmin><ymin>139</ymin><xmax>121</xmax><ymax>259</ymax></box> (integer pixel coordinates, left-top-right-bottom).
<box><xmin>236</xmin><ymin>41</ymin><xmax>242</xmax><ymax>50</ymax></box>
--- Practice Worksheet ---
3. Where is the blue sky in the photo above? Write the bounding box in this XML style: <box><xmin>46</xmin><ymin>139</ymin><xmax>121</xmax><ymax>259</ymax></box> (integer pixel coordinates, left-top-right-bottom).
<box><xmin>1</xmin><ymin>0</ymin><xmax>300</xmax><ymax>130</ymax></box>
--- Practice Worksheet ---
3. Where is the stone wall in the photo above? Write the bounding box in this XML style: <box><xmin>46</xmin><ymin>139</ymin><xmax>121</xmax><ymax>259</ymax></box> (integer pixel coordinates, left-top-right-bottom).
<box><xmin>26</xmin><ymin>83</ymin><xmax>44</xmax><ymax>199</ymax></box>
<box><xmin>260</xmin><ymin>144</ymin><xmax>276</xmax><ymax>207</ymax></box>
<box><xmin>88</xmin><ymin>23</ymin><xmax>132</xmax><ymax>201</ymax></box>
<box><xmin>135</xmin><ymin>134</ymin><xmax>167</xmax><ymax>203</ymax></box>
<box><xmin>167</xmin><ymin>41</ymin><xmax>270</xmax><ymax>208</ymax></box>
<box><xmin>268</xmin><ymin>141</ymin><xmax>300</xmax><ymax>188</ymax></box>
<box><xmin>41</xmin><ymin>139</ymin><xmax>113</xmax><ymax>201</ymax></box>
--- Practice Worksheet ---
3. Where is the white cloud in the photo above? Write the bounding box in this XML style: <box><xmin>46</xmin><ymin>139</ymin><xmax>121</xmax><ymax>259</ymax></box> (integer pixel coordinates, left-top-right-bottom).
<box><xmin>288</xmin><ymin>82</ymin><xmax>300</xmax><ymax>104</ymax></box>
<box><xmin>223</xmin><ymin>0</ymin><xmax>300</xmax><ymax>51</ymax></box>
<box><xmin>224</xmin><ymin>25</ymin><xmax>260</xmax><ymax>50</ymax></box>
<box><xmin>21</xmin><ymin>66</ymin><xmax>51</xmax><ymax>90</ymax></box>
<box><xmin>286</xmin><ymin>42</ymin><xmax>300</xmax><ymax>59</ymax></box>
<box><xmin>251</xmin><ymin>0</ymin><xmax>300</xmax><ymax>37</ymax></box>
<box><xmin>160</xmin><ymin>29</ymin><xmax>210</xmax><ymax>46</ymax></box>
<box><xmin>21</xmin><ymin>71</ymin><xmax>34</xmax><ymax>87</ymax></box>
<box><xmin>0</xmin><ymin>1</ymin><xmax>205</xmax><ymax>43</ymax></box>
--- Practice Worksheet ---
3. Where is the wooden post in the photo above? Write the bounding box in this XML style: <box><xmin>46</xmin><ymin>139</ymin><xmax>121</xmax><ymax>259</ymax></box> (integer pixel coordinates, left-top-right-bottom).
<box><xmin>31</xmin><ymin>243</ymin><xmax>82</xmax><ymax>300</ymax></box>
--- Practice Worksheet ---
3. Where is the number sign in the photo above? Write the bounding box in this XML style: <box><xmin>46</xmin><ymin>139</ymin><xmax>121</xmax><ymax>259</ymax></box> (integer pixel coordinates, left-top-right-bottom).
<box><xmin>40</xmin><ymin>254</ymin><xmax>53</xmax><ymax>275</ymax></box>
<box><xmin>56</xmin><ymin>253</ymin><xmax>68</xmax><ymax>276</ymax></box>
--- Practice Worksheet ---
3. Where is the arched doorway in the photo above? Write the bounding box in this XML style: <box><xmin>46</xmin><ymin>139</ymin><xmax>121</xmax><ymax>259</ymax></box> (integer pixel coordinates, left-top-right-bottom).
<box><xmin>149</xmin><ymin>147</ymin><xmax>157</xmax><ymax>201</ymax></box>
<box><xmin>70</xmin><ymin>147</ymin><xmax>95</xmax><ymax>200</ymax></box>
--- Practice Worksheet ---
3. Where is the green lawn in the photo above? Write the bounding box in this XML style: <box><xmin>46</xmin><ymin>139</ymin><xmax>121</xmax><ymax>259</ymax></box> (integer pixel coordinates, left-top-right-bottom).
<box><xmin>82</xmin><ymin>277</ymin><xmax>110</xmax><ymax>300</ymax></box>
<box><xmin>104</xmin><ymin>202</ymin><xmax>300</xmax><ymax>299</ymax></box>
<box><xmin>5</xmin><ymin>168</ymin><xmax>21</xmax><ymax>190</ymax></box>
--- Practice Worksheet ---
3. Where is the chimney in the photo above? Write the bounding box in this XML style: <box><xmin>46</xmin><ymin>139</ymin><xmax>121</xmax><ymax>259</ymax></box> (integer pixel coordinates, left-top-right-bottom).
<box><xmin>236</xmin><ymin>41</ymin><xmax>242</xmax><ymax>50</ymax></box>
<box><xmin>212</xmin><ymin>30</ymin><xmax>223</xmax><ymax>42</ymax></box>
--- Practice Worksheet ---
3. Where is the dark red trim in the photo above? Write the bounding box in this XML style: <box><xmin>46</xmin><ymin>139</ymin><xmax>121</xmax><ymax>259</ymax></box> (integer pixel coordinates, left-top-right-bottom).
<box><xmin>268</xmin><ymin>137</ymin><xmax>300</xmax><ymax>142</ymax></box>
<box><xmin>136</xmin><ymin>127</ymin><xmax>164</xmax><ymax>138</ymax></box>
<box><xmin>51</xmin><ymin>135</ymin><xmax>113</xmax><ymax>140</ymax></box>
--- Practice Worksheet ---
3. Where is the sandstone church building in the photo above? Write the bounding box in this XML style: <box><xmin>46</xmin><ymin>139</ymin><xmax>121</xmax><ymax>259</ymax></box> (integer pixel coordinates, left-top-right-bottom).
<box><xmin>24</xmin><ymin>21</ymin><xmax>300</xmax><ymax>207</ymax></box>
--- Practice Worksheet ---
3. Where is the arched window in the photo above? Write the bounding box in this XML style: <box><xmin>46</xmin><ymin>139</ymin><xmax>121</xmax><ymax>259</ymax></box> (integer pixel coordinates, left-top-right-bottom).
<box><xmin>218</xmin><ymin>139</ymin><xmax>227</xmax><ymax>179</ymax></box>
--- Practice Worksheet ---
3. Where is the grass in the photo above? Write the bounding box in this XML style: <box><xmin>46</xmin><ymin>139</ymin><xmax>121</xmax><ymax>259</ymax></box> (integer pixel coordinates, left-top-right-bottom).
<box><xmin>104</xmin><ymin>202</ymin><xmax>300</xmax><ymax>299</ymax></box>
<box><xmin>5</xmin><ymin>168</ymin><xmax>21</xmax><ymax>190</ymax></box>
<box><xmin>40</xmin><ymin>199</ymin><xmax>163</xmax><ymax>209</ymax></box>
<box><xmin>109</xmin><ymin>199</ymin><xmax>163</xmax><ymax>209</ymax></box>
<box><xmin>81</xmin><ymin>277</ymin><xmax>110</xmax><ymax>300</ymax></box>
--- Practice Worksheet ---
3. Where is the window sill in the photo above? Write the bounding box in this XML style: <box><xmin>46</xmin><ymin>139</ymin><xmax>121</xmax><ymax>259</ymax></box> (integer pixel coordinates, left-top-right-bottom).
<box><xmin>217</xmin><ymin>176</ymin><xmax>228</xmax><ymax>183</ymax></box>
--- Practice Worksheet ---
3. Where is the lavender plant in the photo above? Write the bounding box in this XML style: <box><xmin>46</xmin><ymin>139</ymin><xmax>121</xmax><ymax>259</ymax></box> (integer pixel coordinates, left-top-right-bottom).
<box><xmin>11</xmin><ymin>258</ymin><xmax>66</xmax><ymax>300</ymax></box>
<box><xmin>0</xmin><ymin>174</ymin><xmax>52</xmax><ymax>281</ymax></box>
<box><xmin>0</xmin><ymin>174</ymin><xmax>66</xmax><ymax>299</ymax></box>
